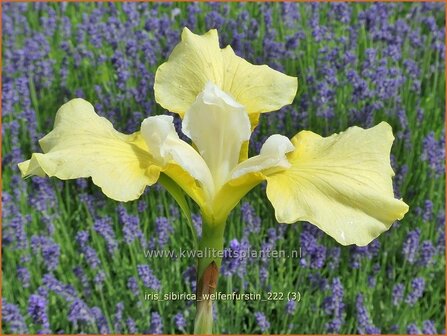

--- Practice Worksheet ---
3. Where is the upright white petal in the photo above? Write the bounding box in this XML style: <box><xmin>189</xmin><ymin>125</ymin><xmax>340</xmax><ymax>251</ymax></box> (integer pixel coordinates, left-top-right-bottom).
<box><xmin>182</xmin><ymin>82</ymin><xmax>251</xmax><ymax>190</ymax></box>
<box><xmin>231</xmin><ymin>134</ymin><xmax>295</xmax><ymax>179</ymax></box>
<box><xmin>141</xmin><ymin>115</ymin><xmax>215</xmax><ymax>198</ymax></box>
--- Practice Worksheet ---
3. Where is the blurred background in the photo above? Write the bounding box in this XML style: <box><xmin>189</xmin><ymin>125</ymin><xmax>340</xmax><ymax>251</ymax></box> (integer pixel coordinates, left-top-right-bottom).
<box><xmin>2</xmin><ymin>2</ymin><xmax>445</xmax><ymax>334</ymax></box>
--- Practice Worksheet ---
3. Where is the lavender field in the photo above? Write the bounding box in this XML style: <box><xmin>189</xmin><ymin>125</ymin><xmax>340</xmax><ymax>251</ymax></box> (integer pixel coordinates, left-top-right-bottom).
<box><xmin>2</xmin><ymin>2</ymin><xmax>445</xmax><ymax>334</ymax></box>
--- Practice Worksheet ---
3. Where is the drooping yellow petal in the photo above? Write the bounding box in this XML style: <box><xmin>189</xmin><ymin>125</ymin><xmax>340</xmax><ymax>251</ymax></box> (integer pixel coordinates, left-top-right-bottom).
<box><xmin>265</xmin><ymin>122</ymin><xmax>409</xmax><ymax>246</ymax></box>
<box><xmin>18</xmin><ymin>98</ymin><xmax>160</xmax><ymax>202</ymax></box>
<box><xmin>221</xmin><ymin>45</ymin><xmax>298</xmax><ymax>116</ymax></box>
<box><xmin>154</xmin><ymin>28</ymin><xmax>224</xmax><ymax>117</ymax></box>
<box><xmin>154</xmin><ymin>28</ymin><xmax>298</xmax><ymax>123</ymax></box>
<box><xmin>209</xmin><ymin>171</ymin><xmax>265</xmax><ymax>225</ymax></box>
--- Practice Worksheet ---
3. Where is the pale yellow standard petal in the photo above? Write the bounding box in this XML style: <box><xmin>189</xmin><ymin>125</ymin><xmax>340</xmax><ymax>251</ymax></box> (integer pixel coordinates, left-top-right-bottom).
<box><xmin>221</xmin><ymin>45</ymin><xmax>298</xmax><ymax>116</ymax></box>
<box><xmin>154</xmin><ymin>28</ymin><xmax>298</xmax><ymax>122</ymax></box>
<box><xmin>18</xmin><ymin>98</ymin><xmax>159</xmax><ymax>202</ymax></box>
<box><xmin>154</xmin><ymin>28</ymin><xmax>224</xmax><ymax>117</ymax></box>
<box><xmin>265</xmin><ymin>122</ymin><xmax>409</xmax><ymax>246</ymax></box>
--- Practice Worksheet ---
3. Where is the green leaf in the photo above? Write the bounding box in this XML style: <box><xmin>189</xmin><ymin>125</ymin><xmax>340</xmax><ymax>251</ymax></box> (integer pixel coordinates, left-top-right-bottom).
<box><xmin>158</xmin><ymin>173</ymin><xmax>197</xmax><ymax>249</ymax></box>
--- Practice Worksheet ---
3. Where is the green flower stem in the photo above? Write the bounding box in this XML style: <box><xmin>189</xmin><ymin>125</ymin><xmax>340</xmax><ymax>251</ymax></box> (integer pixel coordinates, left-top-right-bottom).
<box><xmin>194</xmin><ymin>219</ymin><xmax>226</xmax><ymax>334</ymax></box>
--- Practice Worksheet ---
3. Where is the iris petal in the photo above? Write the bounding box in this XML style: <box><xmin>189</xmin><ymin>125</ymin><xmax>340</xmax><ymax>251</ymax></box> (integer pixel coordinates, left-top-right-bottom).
<box><xmin>18</xmin><ymin>98</ymin><xmax>159</xmax><ymax>202</ymax></box>
<box><xmin>140</xmin><ymin>115</ymin><xmax>214</xmax><ymax>205</ymax></box>
<box><xmin>222</xmin><ymin>45</ymin><xmax>298</xmax><ymax>118</ymax></box>
<box><xmin>182</xmin><ymin>82</ymin><xmax>251</xmax><ymax>191</ymax></box>
<box><xmin>265</xmin><ymin>122</ymin><xmax>409</xmax><ymax>246</ymax></box>
<box><xmin>154</xmin><ymin>28</ymin><xmax>298</xmax><ymax>123</ymax></box>
<box><xmin>154</xmin><ymin>28</ymin><xmax>223</xmax><ymax>117</ymax></box>
<box><xmin>209</xmin><ymin>134</ymin><xmax>295</xmax><ymax>223</ymax></box>
<box><xmin>232</xmin><ymin>134</ymin><xmax>295</xmax><ymax>179</ymax></box>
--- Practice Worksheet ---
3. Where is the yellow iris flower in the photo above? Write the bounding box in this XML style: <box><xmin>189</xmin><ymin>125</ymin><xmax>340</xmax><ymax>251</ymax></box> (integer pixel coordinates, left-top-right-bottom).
<box><xmin>18</xmin><ymin>27</ymin><xmax>409</xmax><ymax>333</ymax></box>
<box><xmin>19</xmin><ymin>27</ymin><xmax>408</xmax><ymax>247</ymax></box>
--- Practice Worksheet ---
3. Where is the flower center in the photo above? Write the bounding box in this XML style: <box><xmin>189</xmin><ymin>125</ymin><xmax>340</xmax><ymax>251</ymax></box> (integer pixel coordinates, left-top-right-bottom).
<box><xmin>182</xmin><ymin>82</ymin><xmax>251</xmax><ymax>191</ymax></box>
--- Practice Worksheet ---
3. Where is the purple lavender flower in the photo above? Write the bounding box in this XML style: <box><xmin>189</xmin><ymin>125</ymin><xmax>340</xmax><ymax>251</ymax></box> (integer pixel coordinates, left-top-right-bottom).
<box><xmin>259</xmin><ymin>266</ymin><xmax>269</xmax><ymax>284</ymax></box>
<box><xmin>127</xmin><ymin>276</ymin><xmax>140</xmax><ymax>296</ymax></box>
<box><xmin>174</xmin><ymin>312</ymin><xmax>187</xmax><ymax>330</ymax></box>
<box><xmin>17</xmin><ymin>266</ymin><xmax>31</xmax><ymax>288</ymax></box>
<box><xmin>137</xmin><ymin>199</ymin><xmax>147</xmax><ymax>213</ymax></box>
<box><xmin>42</xmin><ymin>274</ymin><xmax>77</xmax><ymax>302</ymax></box>
<box><xmin>285</xmin><ymin>300</ymin><xmax>296</xmax><ymax>315</ymax></box>
<box><xmin>183</xmin><ymin>266</ymin><xmax>197</xmax><ymax>293</ymax></box>
<box><xmin>91</xmin><ymin>306</ymin><xmax>110</xmax><ymax>334</ymax></box>
<box><xmin>407</xmin><ymin>323</ymin><xmax>421</xmax><ymax>334</ymax></box>
<box><xmin>324</xmin><ymin>278</ymin><xmax>345</xmax><ymax>332</ymax></box>
<box><xmin>2</xmin><ymin>192</ymin><xmax>15</xmax><ymax>219</ymax></box>
<box><xmin>137</xmin><ymin>264</ymin><xmax>161</xmax><ymax>290</ymax></box>
<box><xmin>331</xmin><ymin>3</ymin><xmax>352</xmax><ymax>24</ymax></box>
<box><xmin>127</xmin><ymin>317</ymin><xmax>138</xmax><ymax>334</ymax></box>
<box><xmin>254</xmin><ymin>312</ymin><xmax>270</xmax><ymax>332</ymax></box>
<box><xmin>76</xmin><ymin>178</ymin><xmax>88</xmax><ymax>190</ymax></box>
<box><xmin>402</xmin><ymin>229</ymin><xmax>421</xmax><ymax>264</ymax></box>
<box><xmin>30</xmin><ymin>235</ymin><xmax>60</xmax><ymax>271</ymax></box>
<box><xmin>93</xmin><ymin>216</ymin><xmax>118</xmax><ymax>254</ymax></box>
<box><xmin>73</xmin><ymin>266</ymin><xmax>91</xmax><ymax>296</ymax></box>
<box><xmin>422</xmin><ymin>200</ymin><xmax>433</xmax><ymax>222</ymax></box>
<box><xmin>3</xmin><ymin>301</ymin><xmax>28</xmax><ymax>333</ymax></box>
<box><xmin>405</xmin><ymin>277</ymin><xmax>425</xmax><ymax>306</ymax></box>
<box><xmin>94</xmin><ymin>270</ymin><xmax>106</xmax><ymax>287</ymax></box>
<box><xmin>75</xmin><ymin>231</ymin><xmax>90</xmax><ymax>248</ymax></box>
<box><xmin>4</xmin><ymin>213</ymin><xmax>28</xmax><ymax>250</ymax></box>
<box><xmin>169</xmin><ymin>204</ymin><xmax>180</xmax><ymax>218</ymax></box>
<box><xmin>327</xmin><ymin>247</ymin><xmax>341</xmax><ymax>270</ymax></box>
<box><xmin>28</xmin><ymin>294</ymin><xmax>50</xmax><ymax>331</ymax></box>
<box><xmin>300</xmin><ymin>226</ymin><xmax>327</xmax><ymax>269</ymax></box>
<box><xmin>422</xmin><ymin>131</ymin><xmax>445</xmax><ymax>177</ymax></box>
<box><xmin>222</xmin><ymin>238</ymin><xmax>250</xmax><ymax>277</ymax></box>
<box><xmin>418</xmin><ymin>240</ymin><xmax>436</xmax><ymax>266</ymax></box>
<box><xmin>68</xmin><ymin>299</ymin><xmax>95</xmax><ymax>325</ymax></box>
<box><xmin>241</xmin><ymin>201</ymin><xmax>261</xmax><ymax>235</ymax></box>
<box><xmin>119</xmin><ymin>205</ymin><xmax>145</xmax><ymax>246</ymax></box>
<box><xmin>308</xmin><ymin>272</ymin><xmax>328</xmax><ymax>290</ymax></box>
<box><xmin>281</xmin><ymin>2</ymin><xmax>300</xmax><ymax>28</ymax></box>
<box><xmin>392</xmin><ymin>283</ymin><xmax>405</xmax><ymax>306</ymax></box>
<box><xmin>182</xmin><ymin>2</ymin><xmax>201</xmax><ymax>30</ymax></box>
<box><xmin>367</xmin><ymin>276</ymin><xmax>377</xmax><ymax>288</ymax></box>
<box><xmin>192</xmin><ymin>213</ymin><xmax>202</xmax><ymax>238</ymax></box>
<box><xmin>113</xmin><ymin>302</ymin><xmax>124</xmax><ymax>333</ymax></box>
<box><xmin>37</xmin><ymin>285</ymin><xmax>49</xmax><ymax>299</ymax></box>
<box><xmin>260</xmin><ymin>228</ymin><xmax>278</xmax><ymax>263</ymax></box>
<box><xmin>149</xmin><ymin>312</ymin><xmax>163</xmax><ymax>334</ymax></box>
<box><xmin>111</xmin><ymin>50</ymin><xmax>131</xmax><ymax>91</ymax></box>
<box><xmin>205</xmin><ymin>10</ymin><xmax>225</xmax><ymax>30</ymax></box>
<box><xmin>436</xmin><ymin>210</ymin><xmax>445</xmax><ymax>251</ymax></box>
<box><xmin>356</xmin><ymin>294</ymin><xmax>380</xmax><ymax>334</ymax></box>
<box><xmin>83</xmin><ymin>246</ymin><xmax>101</xmax><ymax>269</ymax></box>
<box><xmin>152</xmin><ymin>216</ymin><xmax>173</xmax><ymax>248</ymax></box>
<box><xmin>29</xmin><ymin>177</ymin><xmax>56</xmax><ymax>212</ymax></box>
<box><xmin>78</xmin><ymin>193</ymin><xmax>97</xmax><ymax>215</ymax></box>
<box><xmin>422</xmin><ymin>320</ymin><xmax>437</xmax><ymax>334</ymax></box>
